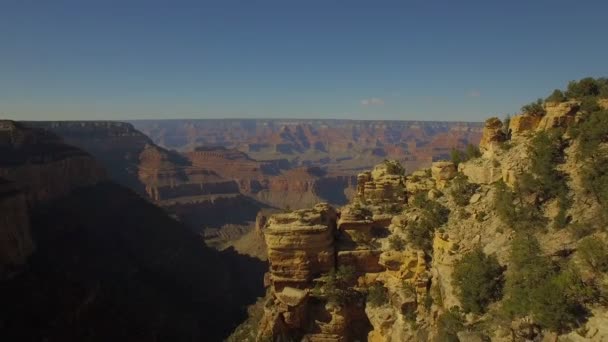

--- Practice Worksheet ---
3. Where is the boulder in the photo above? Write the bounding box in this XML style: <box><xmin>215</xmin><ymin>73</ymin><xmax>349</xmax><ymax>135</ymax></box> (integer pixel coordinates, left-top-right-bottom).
<box><xmin>431</xmin><ymin>161</ymin><xmax>457</xmax><ymax>188</ymax></box>
<box><xmin>479</xmin><ymin>117</ymin><xmax>506</xmax><ymax>154</ymax></box>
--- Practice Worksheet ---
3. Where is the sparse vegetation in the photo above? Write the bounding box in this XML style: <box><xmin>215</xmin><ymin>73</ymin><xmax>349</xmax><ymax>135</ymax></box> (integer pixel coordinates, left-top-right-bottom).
<box><xmin>313</xmin><ymin>266</ymin><xmax>358</xmax><ymax>305</ymax></box>
<box><xmin>449</xmin><ymin>173</ymin><xmax>478</xmax><ymax>206</ymax></box>
<box><xmin>493</xmin><ymin>180</ymin><xmax>545</xmax><ymax>231</ymax></box>
<box><xmin>521</xmin><ymin>98</ymin><xmax>546</xmax><ymax>116</ymax></box>
<box><xmin>452</xmin><ymin>248</ymin><xmax>503</xmax><ymax>314</ymax></box>
<box><xmin>367</xmin><ymin>282</ymin><xmax>389</xmax><ymax>307</ymax></box>
<box><xmin>502</xmin><ymin>113</ymin><xmax>511</xmax><ymax>137</ymax></box>
<box><xmin>383</xmin><ymin>159</ymin><xmax>405</xmax><ymax>175</ymax></box>
<box><xmin>578</xmin><ymin>237</ymin><xmax>608</xmax><ymax>273</ymax></box>
<box><xmin>503</xmin><ymin>234</ymin><xmax>593</xmax><ymax>333</ymax></box>
<box><xmin>405</xmin><ymin>193</ymin><xmax>450</xmax><ymax>250</ymax></box>
<box><xmin>388</xmin><ymin>235</ymin><xmax>406</xmax><ymax>251</ymax></box>
<box><xmin>546</xmin><ymin>89</ymin><xmax>566</xmax><ymax>103</ymax></box>
<box><xmin>437</xmin><ymin>306</ymin><xmax>465</xmax><ymax>342</ymax></box>
<box><xmin>450</xmin><ymin>144</ymin><xmax>481</xmax><ymax>166</ymax></box>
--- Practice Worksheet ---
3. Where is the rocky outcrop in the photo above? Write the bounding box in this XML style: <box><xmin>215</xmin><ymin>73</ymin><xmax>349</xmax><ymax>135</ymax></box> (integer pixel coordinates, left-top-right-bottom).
<box><xmin>0</xmin><ymin>121</ymin><xmax>106</xmax><ymax>203</ymax></box>
<box><xmin>26</xmin><ymin>121</ymin><xmax>150</xmax><ymax>193</ymax></box>
<box><xmin>0</xmin><ymin>179</ymin><xmax>33</xmax><ymax>278</ymax></box>
<box><xmin>537</xmin><ymin>100</ymin><xmax>579</xmax><ymax>130</ymax></box>
<box><xmin>263</xmin><ymin>203</ymin><xmax>338</xmax><ymax>289</ymax></box>
<box><xmin>431</xmin><ymin>161</ymin><xmax>457</xmax><ymax>188</ymax></box>
<box><xmin>479</xmin><ymin>117</ymin><xmax>506</xmax><ymax>155</ymax></box>
<box><xmin>132</xmin><ymin>119</ymin><xmax>483</xmax><ymax>179</ymax></box>
<box><xmin>509</xmin><ymin>113</ymin><xmax>541</xmax><ymax>137</ymax></box>
<box><xmin>356</xmin><ymin>161</ymin><xmax>406</xmax><ymax>204</ymax></box>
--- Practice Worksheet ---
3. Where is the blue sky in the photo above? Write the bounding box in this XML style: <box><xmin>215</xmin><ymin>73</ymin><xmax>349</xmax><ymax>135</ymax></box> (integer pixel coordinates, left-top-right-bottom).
<box><xmin>1</xmin><ymin>0</ymin><xmax>607</xmax><ymax>121</ymax></box>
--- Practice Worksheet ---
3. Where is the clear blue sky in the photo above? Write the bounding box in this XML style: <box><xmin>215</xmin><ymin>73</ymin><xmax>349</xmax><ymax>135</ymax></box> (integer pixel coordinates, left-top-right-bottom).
<box><xmin>1</xmin><ymin>0</ymin><xmax>607</xmax><ymax>121</ymax></box>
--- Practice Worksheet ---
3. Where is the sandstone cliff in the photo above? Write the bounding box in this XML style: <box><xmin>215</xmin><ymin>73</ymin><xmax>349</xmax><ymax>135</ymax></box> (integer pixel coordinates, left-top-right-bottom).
<box><xmin>0</xmin><ymin>120</ymin><xmax>268</xmax><ymax>341</ymax></box>
<box><xmin>233</xmin><ymin>79</ymin><xmax>608</xmax><ymax>342</ymax></box>
<box><xmin>132</xmin><ymin>119</ymin><xmax>483</xmax><ymax>175</ymax></box>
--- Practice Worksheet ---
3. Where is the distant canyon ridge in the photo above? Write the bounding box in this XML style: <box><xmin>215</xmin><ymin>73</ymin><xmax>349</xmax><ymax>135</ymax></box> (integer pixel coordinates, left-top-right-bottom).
<box><xmin>26</xmin><ymin>119</ymin><xmax>482</xmax><ymax>248</ymax></box>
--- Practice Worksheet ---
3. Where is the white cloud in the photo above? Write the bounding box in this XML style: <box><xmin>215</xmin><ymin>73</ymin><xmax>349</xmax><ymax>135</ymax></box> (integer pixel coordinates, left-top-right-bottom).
<box><xmin>360</xmin><ymin>97</ymin><xmax>384</xmax><ymax>106</ymax></box>
<box><xmin>468</xmin><ymin>90</ymin><xmax>481</xmax><ymax>97</ymax></box>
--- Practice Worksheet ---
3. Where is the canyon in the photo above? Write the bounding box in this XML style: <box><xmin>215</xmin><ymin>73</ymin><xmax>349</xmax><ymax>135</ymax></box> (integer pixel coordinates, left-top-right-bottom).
<box><xmin>230</xmin><ymin>81</ymin><xmax>608</xmax><ymax>341</ymax></box>
<box><xmin>0</xmin><ymin>120</ymin><xmax>266</xmax><ymax>341</ymax></box>
<box><xmin>26</xmin><ymin>120</ymin><xmax>481</xmax><ymax>252</ymax></box>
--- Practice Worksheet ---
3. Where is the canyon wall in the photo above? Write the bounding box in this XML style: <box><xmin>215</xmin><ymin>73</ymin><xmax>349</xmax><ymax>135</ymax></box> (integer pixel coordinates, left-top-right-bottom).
<box><xmin>0</xmin><ymin>120</ymin><xmax>267</xmax><ymax>341</ymax></box>
<box><xmin>132</xmin><ymin>119</ymin><xmax>483</xmax><ymax>173</ymax></box>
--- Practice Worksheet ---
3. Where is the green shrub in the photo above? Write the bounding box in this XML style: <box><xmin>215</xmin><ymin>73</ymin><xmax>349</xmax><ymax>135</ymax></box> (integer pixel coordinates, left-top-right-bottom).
<box><xmin>568</xmin><ymin>222</ymin><xmax>596</xmax><ymax>239</ymax></box>
<box><xmin>528</xmin><ymin>129</ymin><xmax>569</xmax><ymax>199</ymax></box>
<box><xmin>465</xmin><ymin>144</ymin><xmax>482</xmax><ymax>159</ymax></box>
<box><xmin>336</xmin><ymin>265</ymin><xmax>356</xmax><ymax>283</ymax></box>
<box><xmin>437</xmin><ymin>306</ymin><xmax>465</xmax><ymax>342</ymax></box>
<box><xmin>578</xmin><ymin>237</ymin><xmax>608</xmax><ymax>273</ymax></box>
<box><xmin>521</xmin><ymin>98</ymin><xmax>546</xmax><ymax>116</ymax></box>
<box><xmin>565</xmin><ymin>77</ymin><xmax>601</xmax><ymax>98</ymax></box>
<box><xmin>503</xmin><ymin>234</ymin><xmax>555</xmax><ymax>317</ymax></box>
<box><xmin>384</xmin><ymin>159</ymin><xmax>405</xmax><ymax>175</ymax></box>
<box><xmin>450</xmin><ymin>148</ymin><xmax>466</xmax><ymax>166</ymax></box>
<box><xmin>315</xmin><ymin>267</ymin><xmax>358</xmax><ymax>305</ymax></box>
<box><xmin>450</xmin><ymin>144</ymin><xmax>481</xmax><ymax>166</ymax></box>
<box><xmin>493</xmin><ymin>180</ymin><xmax>545</xmax><ymax>231</ymax></box>
<box><xmin>388</xmin><ymin>235</ymin><xmax>406</xmax><ymax>251</ymax></box>
<box><xmin>574</xmin><ymin>109</ymin><xmax>608</xmax><ymax>213</ymax></box>
<box><xmin>452</xmin><ymin>248</ymin><xmax>503</xmax><ymax>314</ymax></box>
<box><xmin>580</xmin><ymin>96</ymin><xmax>600</xmax><ymax>113</ymax></box>
<box><xmin>546</xmin><ymin>89</ymin><xmax>566</xmax><ymax>103</ymax></box>
<box><xmin>503</xmin><ymin>234</ymin><xmax>591</xmax><ymax>333</ymax></box>
<box><xmin>450</xmin><ymin>173</ymin><xmax>478</xmax><ymax>206</ymax></box>
<box><xmin>367</xmin><ymin>282</ymin><xmax>388</xmax><ymax>307</ymax></box>
<box><xmin>406</xmin><ymin>194</ymin><xmax>450</xmax><ymax>250</ymax></box>
<box><xmin>502</xmin><ymin>114</ymin><xmax>512</xmax><ymax>136</ymax></box>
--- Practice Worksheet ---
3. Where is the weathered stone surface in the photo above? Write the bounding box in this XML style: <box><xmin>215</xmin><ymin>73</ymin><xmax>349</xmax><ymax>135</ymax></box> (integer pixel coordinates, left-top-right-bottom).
<box><xmin>537</xmin><ymin>100</ymin><xmax>579</xmax><ymax>131</ymax></box>
<box><xmin>509</xmin><ymin>113</ymin><xmax>541</xmax><ymax>136</ymax></box>
<box><xmin>431</xmin><ymin>161</ymin><xmax>457</xmax><ymax>189</ymax></box>
<box><xmin>264</xmin><ymin>203</ymin><xmax>337</xmax><ymax>288</ymax></box>
<box><xmin>356</xmin><ymin>161</ymin><xmax>406</xmax><ymax>204</ymax></box>
<box><xmin>337</xmin><ymin>250</ymin><xmax>384</xmax><ymax>273</ymax></box>
<box><xmin>458</xmin><ymin>161</ymin><xmax>502</xmax><ymax>185</ymax></box>
<box><xmin>337</xmin><ymin>204</ymin><xmax>374</xmax><ymax>242</ymax></box>
<box><xmin>479</xmin><ymin>117</ymin><xmax>506</xmax><ymax>154</ymax></box>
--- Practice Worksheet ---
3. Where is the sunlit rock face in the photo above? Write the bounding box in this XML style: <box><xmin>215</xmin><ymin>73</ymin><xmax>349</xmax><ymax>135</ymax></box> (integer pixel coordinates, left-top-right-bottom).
<box><xmin>264</xmin><ymin>203</ymin><xmax>338</xmax><ymax>290</ymax></box>
<box><xmin>479</xmin><ymin>117</ymin><xmax>506</xmax><ymax>156</ymax></box>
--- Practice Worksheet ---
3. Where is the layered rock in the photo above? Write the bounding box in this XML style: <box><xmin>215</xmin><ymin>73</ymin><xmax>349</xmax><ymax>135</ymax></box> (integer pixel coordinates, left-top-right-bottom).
<box><xmin>356</xmin><ymin>161</ymin><xmax>406</xmax><ymax>204</ymax></box>
<box><xmin>0</xmin><ymin>179</ymin><xmax>33</xmax><ymax>278</ymax></box>
<box><xmin>537</xmin><ymin>100</ymin><xmax>579</xmax><ymax>130</ymax></box>
<box><xmin>133</xmin><ymin>119</ymin><xmax>483</xmax><ymax>177</ymax></box>
<box><xmin>509</xmin><ymin>113</ymin><xmax>541</xmax><ymax>137</ymax></box>
<box><xmin>478</xmin><ymin>117</ymin><xmax>506</xmax><ymax>155</ymax></box>
<box><xmin>0</xmin><ymin>121</ymin><xmax>106</xmax><ymax>203</ymax></box>
<box><xmin>431</xmin><ymin>161</ymin><xmax>457</xmax><ymax>189</ymax></box>
<box><xmin>263</xmin><ymin>203</ymin><xmax>338</xmax><ymax>289</ymax></box>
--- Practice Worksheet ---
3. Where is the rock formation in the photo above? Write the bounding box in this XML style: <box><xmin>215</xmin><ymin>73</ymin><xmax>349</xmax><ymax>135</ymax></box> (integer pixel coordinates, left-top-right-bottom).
<box><xmin>0</xmin><ymin>120</ymin><xmax>268</xmax><ymax>341</ymax></box>
<box><xmin>132</xmin><ymin>119</ymin><xmax>483</xmax><ymax>176</ymax></box>
<box><xmin>238</xmin><ymin>80</ymin><xmax>608</xmax><ymax>342</ymax></box>
<box><xmin>0</xmin><ymin>120</ymin><xmax>106</xmax><ymax>203</ymax></box>
<box><xmin>264</xmin><ymin>203</ymin><xmax>337</xmax><ymax>289</ymax></box>
<box><xmin>0</xmin><ymin>178</ymin><xmax>33</xmax><ymax>278</ymax></box>
<box><xmin>478</xmin><ymin>117</ymin><xmax>506</xmax><ymax>155</ymax></box>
